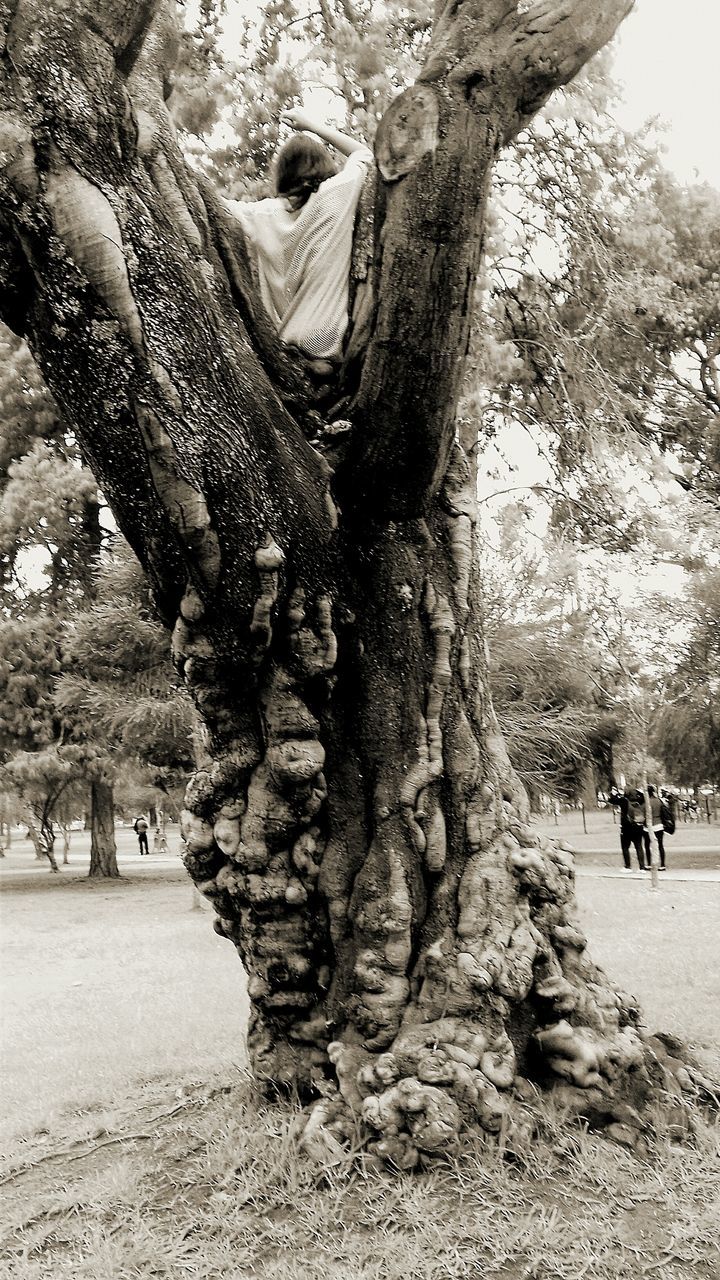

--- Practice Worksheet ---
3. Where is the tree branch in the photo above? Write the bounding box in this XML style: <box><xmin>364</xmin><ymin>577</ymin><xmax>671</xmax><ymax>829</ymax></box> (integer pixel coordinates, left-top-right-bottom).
<box><xmin>0</xmin><ymin>1</ymin><xmax>337</xmax><ymax>656</ymax></box>
<box><xmin>502</xmin><ymin>1</ymin><xmax>635</xmax><ymax>142</ymax></box>
<box><xmin>338</xmin><ymin>0</ymin><xmax>633</xmax><ymax>521</ymax></box>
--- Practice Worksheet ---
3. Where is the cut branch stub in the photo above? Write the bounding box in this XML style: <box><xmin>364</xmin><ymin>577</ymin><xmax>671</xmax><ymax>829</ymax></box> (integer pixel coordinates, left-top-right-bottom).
<box><xmin>375</xmin><ymin>86</ymin><xmax>440</xmax><ymax>183</ymax></box>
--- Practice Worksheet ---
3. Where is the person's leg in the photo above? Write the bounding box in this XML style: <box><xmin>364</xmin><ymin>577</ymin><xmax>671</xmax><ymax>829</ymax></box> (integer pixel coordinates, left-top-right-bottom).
<box><xmin>620</xmin><ymin>829</ymin><xmax>632</xmax><ymax>870</ymax></box>
<box><xmin>656</xmin><ymin>829</ymin><xmax>666</xmax><ymax>869</ymax></box>
<box><xmin>632</xmin><ymin>827</ymin><xmax>646</xmax><ymax>869</ymax></box>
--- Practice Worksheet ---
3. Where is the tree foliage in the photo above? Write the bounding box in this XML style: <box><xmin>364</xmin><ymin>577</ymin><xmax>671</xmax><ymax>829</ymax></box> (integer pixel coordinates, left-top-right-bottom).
<box><xmin>58</xmin><ymin>542</ymin><xmax>198</xmax><ymax>805</ymax></box>
<box><xmin>651</xmin><ymin>568</ymin><xmax>720</xmax><ymax>786</ymax></box>
<box><xmin>481</xmin><ymin>506</ymin><xmax>625</xmax><ymax>800</ymax></box>
<box><xmin>0</xmin><ymin>327</ymin><xmax>102</xmax><ymax>610</ymax></box>
<box><xmin>479</xmin><ymin>70</ymin><xmax>720</xmax><ymax>544</ymax></box>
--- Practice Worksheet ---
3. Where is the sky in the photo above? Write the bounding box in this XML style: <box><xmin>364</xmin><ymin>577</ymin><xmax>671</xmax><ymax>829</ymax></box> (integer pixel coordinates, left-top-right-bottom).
<box><xmin>611</xmin><ymin>0</ymin><xmax>720</xmax><ymax>187</ymax></box>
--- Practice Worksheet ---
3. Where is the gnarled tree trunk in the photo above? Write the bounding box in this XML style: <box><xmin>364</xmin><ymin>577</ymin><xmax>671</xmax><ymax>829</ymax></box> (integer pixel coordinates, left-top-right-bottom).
<box><xmin>2</xmin><ymin>0</ymin><xmax>690</xmax><ymax>1165</ymax></box>
<box><xmin>89</xmin><ymin>777</ymin><xmax>119</xmax><ymax>878</ymax></box>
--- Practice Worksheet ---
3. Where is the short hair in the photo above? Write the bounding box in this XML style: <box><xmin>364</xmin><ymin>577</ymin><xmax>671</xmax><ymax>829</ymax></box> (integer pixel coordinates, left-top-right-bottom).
<box><xmin>274</xmin><ymin>134</ymin><xmax>338</xmax><ymax>205</ymax></box>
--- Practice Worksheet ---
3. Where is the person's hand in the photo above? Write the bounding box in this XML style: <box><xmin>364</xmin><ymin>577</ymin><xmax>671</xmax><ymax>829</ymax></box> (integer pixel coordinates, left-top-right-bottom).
<box><xmin>281</xmin><ymin>107</ymin><xmax>317</xmax><ymax>133</ymax></box>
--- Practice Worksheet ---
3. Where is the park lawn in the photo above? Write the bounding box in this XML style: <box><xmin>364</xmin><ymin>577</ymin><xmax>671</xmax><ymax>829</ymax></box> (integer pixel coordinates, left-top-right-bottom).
<box><xmin>1</xmin><ymin>834</ymin><xmax>719</xmax><ymax>1279</ymax></box>
<box><xmin>0</xmin><ymin>835</ymin><xmax>248</xmax><ymax>1144</ymax></box>
<box><xmin>575</xmin><ymin>878</ymin><xmax>720</xmax><ymax>1051</ymax></box>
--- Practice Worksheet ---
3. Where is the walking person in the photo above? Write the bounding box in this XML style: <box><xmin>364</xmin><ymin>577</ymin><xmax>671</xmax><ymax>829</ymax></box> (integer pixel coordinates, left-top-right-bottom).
<box><xmin>134</xmin><ymin>814</ymin><xmax>150</xmax><ymax>856</ymax></box>
<box><xmin>610</xmin><ymin>785</ymin><xmax>646</xmax><ymax>871</ymax></box>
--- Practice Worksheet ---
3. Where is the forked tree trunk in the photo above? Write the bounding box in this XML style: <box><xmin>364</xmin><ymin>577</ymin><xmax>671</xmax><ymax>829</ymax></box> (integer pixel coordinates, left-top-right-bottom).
<box><xmin>89</xmin><ymin>779</ymin><xmax>119</xmax><ymax>878</ymax></box>
<box><xmin>26</xmin><ymin>815</ymin><xmax>59</xmax><ymax>872</ymax></box>
<box><xmin>25</xmin><ymin>818</ymin><xmax>46</xmax><ymax>862</ymax></box>
<box><xmin>1</xmin><ymin>0</ymin><xmax>693</xmax><ymax>1164</ymax></box>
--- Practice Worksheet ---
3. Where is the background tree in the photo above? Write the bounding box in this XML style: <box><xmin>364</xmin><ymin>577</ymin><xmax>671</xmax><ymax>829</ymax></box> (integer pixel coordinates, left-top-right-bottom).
<box><xmin>0</xmin><ymin>613</ymin><xmax>65</xmax><ymax>867</ymax></box>
<box><xmin>0</xmin><ymin>317</ymin><xmax>123</xmax><ymax>872</ymax></box>
<box><xmin>479</xmin><ymin>508</ymin><xmax>623</xmax><ymax>804</ymax></box>
<box><xmin>58</xmin><ymin>541</ymin><xmax>198</xmax><ymax>825</ymax></box>
<box><xmin>651</xmin><ymin>568</ymin><xmax>720</xmax><ymax>792</ymax></box>
<box><xmin>3</xmin><ymin>0</ymin><xmax>704</xmax><ymax>1168</ymax></box>
<box><xmin>0</xmin><ymin>329</ymin><xmax>102</xmax><ymax>609</ymax></box>
<box><xmin>2</xmin><ymin>744</ymin><xmax>91</xmax><ymax>871</ymax></box>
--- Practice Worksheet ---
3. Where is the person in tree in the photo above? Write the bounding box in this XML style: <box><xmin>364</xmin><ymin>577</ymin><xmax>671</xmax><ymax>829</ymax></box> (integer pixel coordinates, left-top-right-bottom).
<box><xmin>609</xmin><ymin>785</ymin><xmax>647</xmax><ymax>872</ymax></box>
<box><xmin>133</xmin><ymin>814</ymin><xmax>150</xmax><ymax>856</ymax></box>
<box><xmin>642</xmin><ymin>784</ymin><xmax>671</xmax><ymax>870</ymax></box>
<box><xmin>224</xmin><ymin>107</ymin><xmax>373</xmax><ymax>377</ymax></box>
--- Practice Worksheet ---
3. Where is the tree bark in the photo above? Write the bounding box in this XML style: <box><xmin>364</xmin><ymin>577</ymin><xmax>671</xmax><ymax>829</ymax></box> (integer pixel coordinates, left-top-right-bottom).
<box><xmin>1</xmin><ymin>0</ymin><xmax>687</xmax><ymax>1165</ymax></box>
<box><xmin>26</xmin><ymin>815</ymin><xmax>59</xmax><ymax>872</ymax></box>
<box><xmin>89</xmin><ymin>778</ymin><xmax>119</xmax><ymax>878</ymax></box>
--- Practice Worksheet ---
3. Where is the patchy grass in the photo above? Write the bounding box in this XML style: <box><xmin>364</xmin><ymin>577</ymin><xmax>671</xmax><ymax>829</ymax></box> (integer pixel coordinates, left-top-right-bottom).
<box><xmin>0</xmin><ymin>1077</ymin><xmax>718</xmax><ymax>1280</ymax></box>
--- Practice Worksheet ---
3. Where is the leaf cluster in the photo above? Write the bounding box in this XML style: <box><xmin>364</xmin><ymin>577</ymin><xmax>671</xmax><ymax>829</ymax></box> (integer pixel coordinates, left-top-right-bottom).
<box><xmin>475</xmin><ymin>69</ymin><xmax>720</xmax><ymax>544</ymax></box>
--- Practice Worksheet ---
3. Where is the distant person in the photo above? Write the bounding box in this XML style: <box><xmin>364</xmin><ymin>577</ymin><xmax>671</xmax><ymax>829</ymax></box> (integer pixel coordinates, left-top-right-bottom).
<box><xmin>610</xmin><ymin>785</ymin><xmax>646</xmax><ymax>871</ymax></box>
<box><xmin>224</xmin><ymin>107</ymin><xmax>373</xmax><ymax>375</ymax></box>
<box><xmin>643</xmin><ymin>786</ymin><xmax>674</xmax><ymax>869</ymax></box>
<box><xmin>681</xmin><ymin>795</ymin><xmax>698</xmax><ymax>822</ymax></box>
<box><xmin>133</xmin><ymin>815</ymin><xmax>150</xmax><ymax>856</ymax></box>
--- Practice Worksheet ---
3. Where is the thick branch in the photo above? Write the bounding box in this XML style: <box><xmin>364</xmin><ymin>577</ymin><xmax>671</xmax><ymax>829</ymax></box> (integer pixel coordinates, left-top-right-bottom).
<box><xmin>339</xmin><ymin>0</ymin><xmax>633</xmax><ymax>522</ymax></box>
<box><xmin>0</xmin><ymin>1</ymin><xmax>337</xmax><ymax>669</ymax></box>
<box><xmin>503</xmin><ymin>0</ymin><xmax>636</xmax><ymax>141</ymax></box>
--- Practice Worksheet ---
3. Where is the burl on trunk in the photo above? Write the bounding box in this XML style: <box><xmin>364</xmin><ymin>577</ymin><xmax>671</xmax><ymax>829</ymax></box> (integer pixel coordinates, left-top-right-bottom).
<box><xmin>4</xmin><ymin>0</ymin><xmax>700</xmax><ymax>1165</ymax></box>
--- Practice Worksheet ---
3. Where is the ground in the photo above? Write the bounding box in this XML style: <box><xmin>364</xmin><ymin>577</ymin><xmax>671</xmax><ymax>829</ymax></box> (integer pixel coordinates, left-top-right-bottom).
<box><xmin>0</xmin><ymin>814</ymin><xmax>718</xmax><ymax>1279</ymax></box>
<box><xmin>0</xmin><ymin>826</ymin><xmax>249</xmax><ymax>1143</ymax></box>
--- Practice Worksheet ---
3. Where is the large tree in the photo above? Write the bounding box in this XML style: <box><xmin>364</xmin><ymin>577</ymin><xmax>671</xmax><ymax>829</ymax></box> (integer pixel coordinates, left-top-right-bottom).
<box><xmin>4</xmin><ymin>0</ymin><xmax>701</xmax><ymax>1165</ymax></box>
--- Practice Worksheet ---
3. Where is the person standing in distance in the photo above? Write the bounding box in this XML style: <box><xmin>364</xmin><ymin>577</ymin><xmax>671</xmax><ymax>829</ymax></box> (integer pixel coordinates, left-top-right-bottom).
<box><xmin>134</xmin><ymin>814</ymin><xmax>150</xmax><ymax>856</ymax></box>
<box><xmin>609</xmin><ymin>785</ymin><xmax>646</xmax><ymax>872</ymax></box>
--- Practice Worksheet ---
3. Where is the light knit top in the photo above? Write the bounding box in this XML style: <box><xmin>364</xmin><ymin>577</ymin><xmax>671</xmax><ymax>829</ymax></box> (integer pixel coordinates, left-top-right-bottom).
<box><xmin>225</xmin><ymin>147</ymin><xmax>373</xmax><ymax>360</ymax></box>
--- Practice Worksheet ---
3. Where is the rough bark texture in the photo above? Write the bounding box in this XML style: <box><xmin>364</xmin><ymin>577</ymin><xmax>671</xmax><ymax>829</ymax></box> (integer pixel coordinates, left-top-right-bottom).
<box><xmin>89</xmin><ymin>778</ymin><xmax>119</xmax><ymax>878</ymax></box>
<box><xmin>2</xmin><ymin>0</ymin><xmax>696</xmax><ymax>1166</ymax></box>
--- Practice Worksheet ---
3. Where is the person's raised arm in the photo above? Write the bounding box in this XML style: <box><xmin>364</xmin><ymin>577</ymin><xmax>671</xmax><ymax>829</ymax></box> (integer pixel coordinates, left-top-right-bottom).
<box><xmin>280</xmin><ymin>108</ymin><xmax>369</xmax><ymax>158</ymax></box>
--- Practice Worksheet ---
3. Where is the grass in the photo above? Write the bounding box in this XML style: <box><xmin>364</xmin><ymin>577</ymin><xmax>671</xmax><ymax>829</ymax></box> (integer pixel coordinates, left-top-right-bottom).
<box><xmin>1</xmin><ymin>824</ymin><xmax>719</xmax><ymax>1278</ymax></box>
<box><xmin>0</xmin><ymin>1079</ymin><xmax>718</xmax><ymax>1279</ymax></box>
<box><xmin>0</xmin><ymin>829</ymin><xmax>248</xmax><ymax>1142</ymax></box>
